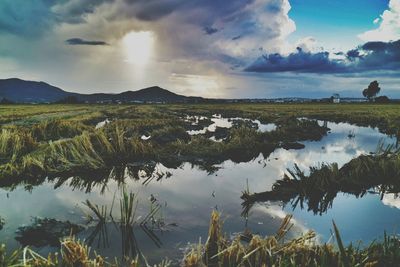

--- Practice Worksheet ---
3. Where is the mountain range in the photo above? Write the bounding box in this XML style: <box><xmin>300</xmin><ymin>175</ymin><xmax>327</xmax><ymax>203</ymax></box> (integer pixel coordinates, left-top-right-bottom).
<box><xmin>0</xmin><ymin>78</ymin><xmax>382</xmax><ymax>104</ymax></box>
<box><xmin>0</xmin><ymin>78</ymin><xmax>204</xmax><ymax>103</ymax></box>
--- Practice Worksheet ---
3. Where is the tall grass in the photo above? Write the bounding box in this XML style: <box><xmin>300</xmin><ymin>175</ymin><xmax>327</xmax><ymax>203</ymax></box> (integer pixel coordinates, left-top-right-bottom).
<box><xmin>0</xmin><ymin>126</ymin><xmax>156</xmax><ymax>182</ymax></box>
<box><xmin>0</xmin><ymin>127</ymin><xmax>37</xmax><ymax>164</ymax></box>
<box><xmin>31</xmin><ymin>119</ymin><xmax>91</xmax><ymax>141</ymax></box>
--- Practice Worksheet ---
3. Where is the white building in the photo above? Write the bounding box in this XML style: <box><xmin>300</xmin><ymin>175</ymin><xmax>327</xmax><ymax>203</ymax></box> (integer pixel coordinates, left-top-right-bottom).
<box><xmin>332</xmin><ymin>94</ymin><xmax>340</xmax><ymax>103</ymax></box>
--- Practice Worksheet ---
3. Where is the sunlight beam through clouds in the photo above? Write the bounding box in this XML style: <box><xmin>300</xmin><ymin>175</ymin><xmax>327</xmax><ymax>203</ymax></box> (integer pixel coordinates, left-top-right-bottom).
<box><xmin>123</xmin><ymin>31</ymin><xmax>155</xmax><ymax>67</ymax></box>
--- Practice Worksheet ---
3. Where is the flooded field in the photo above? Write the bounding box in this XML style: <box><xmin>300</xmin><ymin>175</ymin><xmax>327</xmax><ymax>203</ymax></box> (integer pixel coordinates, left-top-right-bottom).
<box><xmin>1</xmin><ymin>103</ymin><xmax>400</xmax><ymax>265</ymax></box>
<box><xmin>0</xmin><ymin>116</ymin><xmax>398</xmax><ymax>264</ymax></box>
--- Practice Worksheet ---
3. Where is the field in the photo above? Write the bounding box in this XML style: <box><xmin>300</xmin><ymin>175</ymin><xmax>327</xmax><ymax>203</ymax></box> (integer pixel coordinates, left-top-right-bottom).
<box><xmin>1</xmin><ymin>103</ymin><xmax>400</xmax><ymax>266</ymax></box>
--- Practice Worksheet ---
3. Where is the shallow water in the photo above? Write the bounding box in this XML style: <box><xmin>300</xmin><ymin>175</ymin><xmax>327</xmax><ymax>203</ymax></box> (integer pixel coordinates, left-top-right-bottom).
<box><xmin>186</xmin><ymin>114</ymin><xmax>276</xmax><ymax>136</ymax></box>
<box><xmin>0</xmin><ymin>120</ymin><xmax>398</xmax><ymax>265</ymax></box>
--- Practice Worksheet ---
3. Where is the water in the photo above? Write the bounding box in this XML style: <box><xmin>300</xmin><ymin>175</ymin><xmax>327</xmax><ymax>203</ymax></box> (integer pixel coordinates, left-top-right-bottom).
<box><xmin>186</xmin><ymin>114</ymin><xmax>276</xmax><ymax>136</ymax></box>
<box><xmin>0</xmin><ymin>120</ymin><xmax>398</xmax><ymax>265</ymax></box>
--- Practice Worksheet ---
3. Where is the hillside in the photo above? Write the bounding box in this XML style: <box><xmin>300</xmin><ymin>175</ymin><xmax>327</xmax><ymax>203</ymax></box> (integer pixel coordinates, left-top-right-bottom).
<box><xmin>0</xmin><ymin>78</ymin><xmax>69</xmax><ymax>103</ymax></box>
<box><xmin>0</xmin><ymin>78</ymin><xmax>203</xmax><ymax>103</ymax></box>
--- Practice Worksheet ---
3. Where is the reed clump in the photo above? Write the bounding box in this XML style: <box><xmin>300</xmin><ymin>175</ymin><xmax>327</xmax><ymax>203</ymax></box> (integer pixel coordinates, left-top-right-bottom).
<box><xmin>0</xmin><ymin>126</ymin><xmax>156</xmax><ymax>181</ymax></box>
<box><xmin>0</xmin><ymin>127</ymin><xmax>37</xmax><ymax>164</ymax></box>
<box><xmin>31</xmin><ymin>119</ymin><xmax>91</xmax><ymax>141</ymax></box>
<box><xmin>0</xmin><ymin>236</ymin><xmax>169</xmax><ymax>266</ymax></box>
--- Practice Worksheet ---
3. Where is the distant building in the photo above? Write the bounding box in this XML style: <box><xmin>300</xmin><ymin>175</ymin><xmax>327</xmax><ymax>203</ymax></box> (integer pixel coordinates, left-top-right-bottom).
<box><xmin>332</xmin><ymin>94</ymin><xmax>340</xmax><ymax>103</ymax></box>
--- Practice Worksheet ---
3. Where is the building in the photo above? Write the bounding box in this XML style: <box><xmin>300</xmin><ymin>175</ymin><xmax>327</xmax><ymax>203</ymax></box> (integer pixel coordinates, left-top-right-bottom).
<box><xmin>332</xmin><ymin>94</ymin><xmax>340</xmax><ymax>103</ymax></box>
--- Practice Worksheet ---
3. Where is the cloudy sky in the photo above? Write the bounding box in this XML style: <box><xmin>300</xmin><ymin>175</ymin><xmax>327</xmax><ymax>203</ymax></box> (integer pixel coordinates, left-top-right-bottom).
<box><xmin>0</xmin><ymin>0</ymin><xmax>399</xmax><ymax>98</ymax></box>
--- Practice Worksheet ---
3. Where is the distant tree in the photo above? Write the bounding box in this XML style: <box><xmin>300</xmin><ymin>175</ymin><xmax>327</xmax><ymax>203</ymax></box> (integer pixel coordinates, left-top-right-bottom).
<box><xmin>362</xmin><ymin>81</ymin><xmax>381</xmax><ymax>101</ymax></box>
<box><xmin>0</xmin><ymin>97</ymin><xmax>15</xmax><ymax>104</ymax></box>
<box><xmin>375</xmin><ymin>96</ymin><xmax>390</xmax><ymax>103</ymax></box>
<box><xmin>55</xmin><ymin>96</ymin><xmax>81</xmax><ymax>104</ymax></box>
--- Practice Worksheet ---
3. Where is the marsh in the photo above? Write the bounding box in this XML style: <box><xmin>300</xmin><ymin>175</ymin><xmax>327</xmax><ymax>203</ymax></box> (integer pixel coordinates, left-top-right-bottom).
<box><xmin>1</xmin><ymin>104</ymin><xmax>400</xmax><ymax>265</ymax></box>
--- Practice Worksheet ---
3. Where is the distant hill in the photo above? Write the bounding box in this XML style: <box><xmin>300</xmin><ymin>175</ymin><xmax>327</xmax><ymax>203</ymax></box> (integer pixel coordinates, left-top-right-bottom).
<box><xmin>0</xmin><ymin>78</ymin><xmax>204</xmax><ymax>103</ymax></box>
<box><xmin>0</xmin><ymin>78</ymin><xmax>69</xmax><ymax>103</ymax></box>
<box><xmin>75</xmin><ymin>86</ymin><xmax>203</xmax><ymax>103</ymax></box>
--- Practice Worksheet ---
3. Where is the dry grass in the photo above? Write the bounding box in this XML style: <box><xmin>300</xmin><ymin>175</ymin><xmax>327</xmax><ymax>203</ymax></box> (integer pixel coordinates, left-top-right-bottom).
<box><xmin>182</xmin><ymin>211</ymin><xmax>400</xmax><ymax>267</ymax></box>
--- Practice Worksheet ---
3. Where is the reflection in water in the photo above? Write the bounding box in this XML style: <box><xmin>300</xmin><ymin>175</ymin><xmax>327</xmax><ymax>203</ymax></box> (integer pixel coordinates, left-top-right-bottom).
<box><xmin>243</xmin><ymin>141</ymin><xmax>400</xmax><ymax>216</ymax></box>
<box><xmin>0</xmin><ymin>120</ymin><xmax>399</xmax><ymax>263</ymax></box>
<box><xmin>15</xmin><ymin>217</ymin><xmax>84</xmax><ymax>247</ymax></box>
<box><xmin>186</xmin><ymin>114</ymin><xmax>277</xmax><ymax>136</ymax></box>
<box><xmin>382</xmin><ymin>193</ymin><xmax>400</xmax><ymax>209</ymax></box>
<box><xmin>83</xmin><ymin>187</ymin><xmax>178</xmax><ymax>263</ymax></box>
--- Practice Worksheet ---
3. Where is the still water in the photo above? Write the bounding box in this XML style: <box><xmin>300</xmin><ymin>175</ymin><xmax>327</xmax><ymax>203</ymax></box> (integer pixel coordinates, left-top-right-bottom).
<box><xmin>0</xmin><ymin>120</ymin><xmax>398</xmax><ymax>265</ymax></box>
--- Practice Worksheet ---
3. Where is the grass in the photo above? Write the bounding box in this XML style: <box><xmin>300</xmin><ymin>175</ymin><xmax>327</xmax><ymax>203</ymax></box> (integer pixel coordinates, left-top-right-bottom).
<box><xmin>0</xmin><ymin>127</ymin><xmax>37</xmax><ymax>164</ymax></box>
<box><xmin>0</xmin><ymin>236</ymin><xmax>166</xmax><ymax>267</ymax></box>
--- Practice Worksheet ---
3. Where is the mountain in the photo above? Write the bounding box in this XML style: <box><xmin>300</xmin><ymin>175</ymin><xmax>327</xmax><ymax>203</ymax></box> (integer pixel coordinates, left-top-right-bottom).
<box><xmin>76</xmin><ymin>86</ymin><xmax>203</xmax><ymax>103</ymax></box>
<box><xmin>0</xmin><ymin>78</ymin><xmax>204</xmax><ymax>103</ymax></box>
<box><xmin>0</xmin><ymin>78</ymin><xmax>70</xmax><ymax>103</ymax></box>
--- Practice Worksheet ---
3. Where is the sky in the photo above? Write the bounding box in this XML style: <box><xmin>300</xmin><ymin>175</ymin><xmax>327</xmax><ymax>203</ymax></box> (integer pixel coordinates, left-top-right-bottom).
<box><xmin>0</xmin><ymin>0</ymin><xmax>399</xmax><ymax>98</ymax></box>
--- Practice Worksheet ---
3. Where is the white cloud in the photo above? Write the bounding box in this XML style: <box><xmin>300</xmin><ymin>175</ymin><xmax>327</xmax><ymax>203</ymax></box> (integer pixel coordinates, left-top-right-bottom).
<box><xmin>358</xmin><ymin>0</ymin><xmax>400</xmax><ymax>42</ymax></box>
<box><xmin>382</xmin><ymin>193</ymin><xmax>400</xmax><ymax>209</ymax></box>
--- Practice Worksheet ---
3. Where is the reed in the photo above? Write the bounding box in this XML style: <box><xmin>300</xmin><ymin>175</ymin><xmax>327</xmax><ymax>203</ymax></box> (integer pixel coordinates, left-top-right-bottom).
<box><xmin>0</xmin><ymin>127</ymin><xmax>37</xmax><ymax>164</ymax></box>
<box><xmin>120</xmin><ymin>188</ymin><xmax>138</xmax><ymax>227</ymax></box>
<box><xmin>31</xmin><ymin>119</ymin><xmax>91</xmax><ymax>141</ymax></box>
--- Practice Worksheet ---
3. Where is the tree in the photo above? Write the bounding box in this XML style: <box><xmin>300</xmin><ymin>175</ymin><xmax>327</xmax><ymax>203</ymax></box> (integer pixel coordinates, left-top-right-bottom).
<box><xmin>362</xmin><ymin>81</ymin><xmax>381</xmax><ymax>101</ymax></box>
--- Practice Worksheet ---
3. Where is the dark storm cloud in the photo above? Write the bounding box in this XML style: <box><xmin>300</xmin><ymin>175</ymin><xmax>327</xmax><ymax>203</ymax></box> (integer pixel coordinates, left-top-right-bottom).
<box><xmin>203</xmin><ymin>26</ymin><xmax>218</xmax><ymax>35</ymax></box>
<box><xmin>53</xmin><ymin>0</ymin><xmax>113</xmax><ymax>24</ymax></box>
<box><xmin>65</xmin><ymin>38</ymin><xmax>108</xmax><ymax>45</ymax></box>
<box><xmin>0</xmin><ymin>0</ymin><xmax>111</xmax><ymax>37</ymax></box>
<box><xmin>0</xmin><ymin>0</ymin><xmax>55</xmax><ymax>37</ymax></box>
<box><xmin>119</xmin><ymin>0</ymin><xmax>256</xmax><ymax>25</ymax></box>
<box><xmin>246</xmin><ymin>39</ymin><xmax>400</xmax><ymax>74</ymax></box>
<box><xmin>346</xmin><ymin>49</ymin><xmax>362</xmax><ymax>61</ymax></box>
<box><xmin>358</xmin><ymin>40</ymin><xmax>400</xmax><ymax>70</ymax></box>
<box><xmin>127</xmin><ymin>0</ymin><xmax>183</xmax><ymax>21</ymax></box>
<box><xmin>246</xmin><ymin>47</ymin><xmax>345</xmax><ymax>73</ymax></box>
